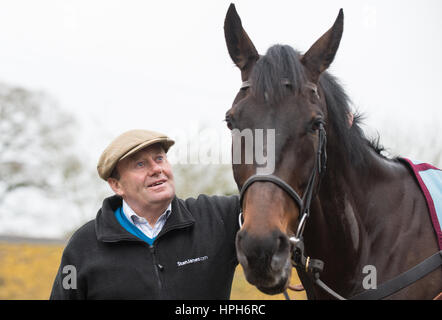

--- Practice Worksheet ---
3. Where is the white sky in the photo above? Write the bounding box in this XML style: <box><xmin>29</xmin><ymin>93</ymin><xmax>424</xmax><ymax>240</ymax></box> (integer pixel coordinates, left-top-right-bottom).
<box><xmin>0</xmin><ymin>0</ymin><xmax>441</xmax><ymax>237</ymax></box>
<box><xmin>1</xmin><ymin>0</ymin><xmax>441</xmax><ymax>161</ymax></box>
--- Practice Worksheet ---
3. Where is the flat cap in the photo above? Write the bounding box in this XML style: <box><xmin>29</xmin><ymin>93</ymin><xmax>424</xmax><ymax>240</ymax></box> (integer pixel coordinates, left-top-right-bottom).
<box><xmin>97</xmin><ymin>129</ymin><xmax>175</xmax><ymax>180</ymax></box>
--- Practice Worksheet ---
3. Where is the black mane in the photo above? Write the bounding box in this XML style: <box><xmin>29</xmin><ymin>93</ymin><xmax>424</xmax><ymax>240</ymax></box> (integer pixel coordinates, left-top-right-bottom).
<box><xmin>249</xmin><ymin>44</ymin><xmax>385</xmax><ymax>166</ymax></box>
<box><xmin>250</xmin><ymin>45</ymin><xmax>307</xmax><ymax>105</ymax></box>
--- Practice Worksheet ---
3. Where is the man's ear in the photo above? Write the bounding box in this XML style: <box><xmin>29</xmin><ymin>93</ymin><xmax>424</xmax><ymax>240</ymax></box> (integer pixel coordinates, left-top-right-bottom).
<box><xmin>107</xmin><ymin>178</ymin><xmax>124</xmax><ymax>196</ymax></box>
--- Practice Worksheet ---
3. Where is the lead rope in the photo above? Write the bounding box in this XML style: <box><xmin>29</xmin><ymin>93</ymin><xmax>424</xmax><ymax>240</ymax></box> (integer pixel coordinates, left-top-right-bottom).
<box><xmin>283</xmin><ymin>291</ymin><xmax>291</xmax><ymax>300</ymax></box>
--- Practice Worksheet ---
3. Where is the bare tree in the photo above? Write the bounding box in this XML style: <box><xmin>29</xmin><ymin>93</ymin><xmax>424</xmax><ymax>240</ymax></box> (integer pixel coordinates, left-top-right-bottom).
<box><xmin>0</xmin><ymin>83</ymin><xmax>82</xmax><ymax>204</ymax></box>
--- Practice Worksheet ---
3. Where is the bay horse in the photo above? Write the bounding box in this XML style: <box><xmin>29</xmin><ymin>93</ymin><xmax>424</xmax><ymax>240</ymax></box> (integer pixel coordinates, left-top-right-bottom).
<box><xmin>223</xmin><ymin>4</ymin><xmax>442</xmax><ymax>299</ymax></box>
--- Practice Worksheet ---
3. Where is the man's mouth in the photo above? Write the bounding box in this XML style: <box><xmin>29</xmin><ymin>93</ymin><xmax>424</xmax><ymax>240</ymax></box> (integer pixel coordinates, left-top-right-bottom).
<box><xmin>147</xmin><ymin>179</ymin><xmax>167</xmax><ymax>188</ymax></box>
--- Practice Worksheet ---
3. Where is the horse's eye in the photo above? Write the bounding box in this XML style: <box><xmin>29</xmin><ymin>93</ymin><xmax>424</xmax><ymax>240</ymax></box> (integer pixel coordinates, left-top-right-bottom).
<box><xmin>312</xmin><ymin>118</ymin><xmax>325</xmax><ymax>132</ymax></box>
<box><xmin>311</xmin><ymin>87</ymin><xmax>319</xmax><ymax>98</ymax></box>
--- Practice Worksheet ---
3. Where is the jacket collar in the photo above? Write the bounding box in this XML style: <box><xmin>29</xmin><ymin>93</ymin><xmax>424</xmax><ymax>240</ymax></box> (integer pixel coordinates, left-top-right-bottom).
<box><xmin>95</xmin><ymin>195</ymin><xmax>195</xmax><ymax>243</ymax></box>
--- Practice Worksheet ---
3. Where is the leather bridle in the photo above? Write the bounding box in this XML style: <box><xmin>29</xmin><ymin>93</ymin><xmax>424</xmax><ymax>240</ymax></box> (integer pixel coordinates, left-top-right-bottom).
<box><xmin>237</xmin><ymin>79</ymin><xmax>338</xmax><ymax>298</ymax></box>
<box><xmin>238</xmin><ymin>79</ymin><xmax>326</xmax><ymax>236</ymax></box>
<box><xmin>238</xmin><ymin>116</ymin><xmax>327</xmax><ymax>242</ymax></box>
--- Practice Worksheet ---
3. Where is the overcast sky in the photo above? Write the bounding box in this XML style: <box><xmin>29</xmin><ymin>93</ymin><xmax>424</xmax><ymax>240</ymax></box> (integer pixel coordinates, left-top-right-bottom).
<box><xmin>1</xmin><ymin>0</ymin><xmax>441</xmax><ymax>237</ymax></box>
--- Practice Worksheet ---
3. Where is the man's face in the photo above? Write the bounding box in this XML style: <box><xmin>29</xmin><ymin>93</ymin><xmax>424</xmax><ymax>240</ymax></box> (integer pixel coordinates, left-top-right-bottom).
<box><xmin>109</xmin><ymin>144</ymin><xmax>175</xmax><ymax>209</ymax></box>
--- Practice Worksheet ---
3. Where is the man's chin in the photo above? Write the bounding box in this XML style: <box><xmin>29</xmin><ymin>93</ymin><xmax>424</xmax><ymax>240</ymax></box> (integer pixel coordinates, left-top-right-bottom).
<box><xmin>147</xmin><ymin>188</ymin><xmax>175</xmax><ymax>203</ymax></box>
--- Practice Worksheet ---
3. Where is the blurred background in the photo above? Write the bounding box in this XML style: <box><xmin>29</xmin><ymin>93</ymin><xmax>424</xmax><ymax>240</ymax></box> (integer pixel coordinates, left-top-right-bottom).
<box><xmin>0</xmin><ymin>0</ymin><xmax>441</xmax><ymax>299</ymax></box>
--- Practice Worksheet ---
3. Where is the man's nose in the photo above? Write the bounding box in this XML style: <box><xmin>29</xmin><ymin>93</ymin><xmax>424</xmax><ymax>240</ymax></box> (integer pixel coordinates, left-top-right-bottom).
<box><xmin>149</xmin><ymin>161</ymin><xmax>163</xmax><ymax>175</ymax></box>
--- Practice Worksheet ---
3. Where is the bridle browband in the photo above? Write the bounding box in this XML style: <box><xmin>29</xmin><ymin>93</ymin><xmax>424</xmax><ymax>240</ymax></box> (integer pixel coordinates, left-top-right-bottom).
<box><xmin>236</xmin><ymin>79</ymin><xmax>442</xmax><ymax>300</ymax></box>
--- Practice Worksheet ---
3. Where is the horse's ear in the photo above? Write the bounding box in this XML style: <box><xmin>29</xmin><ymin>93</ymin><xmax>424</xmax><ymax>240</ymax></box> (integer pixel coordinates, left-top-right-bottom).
<box><xmin>301</xmin><ymin>9</ymin><xmax>344</xmax><ymax>83</ymax></box>
<box><xmin>224</xmin><ymin>3</ymin><xmax>259</xmax><ymax>79</ymax></box>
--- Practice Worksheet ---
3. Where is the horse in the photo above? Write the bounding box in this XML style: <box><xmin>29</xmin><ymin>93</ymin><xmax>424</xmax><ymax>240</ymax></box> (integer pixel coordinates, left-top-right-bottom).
<box><xmin>223</xmin><ymin>4</ymin><xmax>442</xmax><ymax>299</ymax></box>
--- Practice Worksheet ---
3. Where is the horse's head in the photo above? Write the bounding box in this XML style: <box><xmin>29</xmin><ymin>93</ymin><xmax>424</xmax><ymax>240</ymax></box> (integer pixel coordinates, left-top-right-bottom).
<box><xmin>224</xmin><ymin>4</ymin><xmax>343</xmax><ymax>294</ymax></box>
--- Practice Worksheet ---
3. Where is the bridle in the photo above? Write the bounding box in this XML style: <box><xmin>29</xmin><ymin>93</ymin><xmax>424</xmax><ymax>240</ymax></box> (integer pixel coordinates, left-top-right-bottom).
<box><xmin>235</xmin><ymin>79</ymin><xmax>442</xmax><ymax>300</ymax></box>
<box><xmin>238</xmin><ymin>113</ymin><xmax>327</xmax><ymax>243</ymax></box>
<box><xmin>236</xmin><ymin>81</ymin><xmax>336</xmax><ymax>298</ymax></box>
<box><xmin>238</xmin><ymin>79</ymin><xmax>326</xmax><ymax>236</ymax></box>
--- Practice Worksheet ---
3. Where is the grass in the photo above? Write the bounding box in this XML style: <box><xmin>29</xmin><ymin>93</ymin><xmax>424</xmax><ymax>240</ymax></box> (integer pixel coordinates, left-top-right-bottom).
<box><xmin>0</xmin><ymin>242</ymin><xmax>63</xmax><ymax>299</ymax></box>
<box><xmin>0</xmin><ymin>241</ymin><xmax>306</xmax><ymax>300</ymax></box>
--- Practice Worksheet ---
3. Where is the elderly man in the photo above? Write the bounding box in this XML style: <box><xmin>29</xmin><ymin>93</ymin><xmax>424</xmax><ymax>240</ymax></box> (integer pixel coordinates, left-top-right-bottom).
<box><xmin>50</xmin><ymin>129</ymin><xmax>240</xmax><ymax>299</ymax></box>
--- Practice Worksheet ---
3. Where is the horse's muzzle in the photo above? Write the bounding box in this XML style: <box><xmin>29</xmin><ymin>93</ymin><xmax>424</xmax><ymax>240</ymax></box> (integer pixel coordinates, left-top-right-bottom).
<box><xmin>236</xmin><ymin>228</ymin><xmax>292</xmax><ymax>293</ymax></box>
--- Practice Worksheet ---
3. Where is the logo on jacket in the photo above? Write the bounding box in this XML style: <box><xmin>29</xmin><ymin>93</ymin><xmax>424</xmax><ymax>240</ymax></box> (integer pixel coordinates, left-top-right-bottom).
<box><xmin>177</xmin><ymin>255</ymin><xmax>208</xmax><ymax>267</ymax></box>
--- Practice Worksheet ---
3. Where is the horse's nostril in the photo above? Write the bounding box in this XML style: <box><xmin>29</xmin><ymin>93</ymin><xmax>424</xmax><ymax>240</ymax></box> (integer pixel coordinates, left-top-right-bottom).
<box><xmin>235</xmin><ymin>230</ymin><xmax>245</xmax><ymax>252</ymax></box>
<box><xmin>235</xmin><ymin>230</ymin><xmax>250</xmax><ymax>269</ymax></box>
<box><xmin>277</xmin><ymin>235</ymin><xmax>289</xmax><ymax>252</ymax></box>
<box><xmin>271</xmin><ymin>234</ymin><xmax>290</xmax><ymax>271</ymax></box>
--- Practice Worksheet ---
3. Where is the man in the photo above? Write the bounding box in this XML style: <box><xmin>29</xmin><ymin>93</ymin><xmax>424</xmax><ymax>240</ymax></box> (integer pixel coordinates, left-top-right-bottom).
<box><xmin>50</xmin><ymin>129</ymin><xmax>240</xmax><ymax>299</ymax></box>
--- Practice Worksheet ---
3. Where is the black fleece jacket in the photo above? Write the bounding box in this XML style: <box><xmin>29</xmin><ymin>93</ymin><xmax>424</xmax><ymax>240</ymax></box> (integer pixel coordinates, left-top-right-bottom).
<box><xmin>50</xmin><ymin>194</ymin><xmax>240</xmax><ymax>300</ymax></box>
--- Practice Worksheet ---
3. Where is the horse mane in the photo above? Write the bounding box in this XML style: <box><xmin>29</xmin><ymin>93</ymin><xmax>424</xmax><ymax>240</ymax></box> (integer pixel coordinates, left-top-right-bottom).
<box><xmin>249</xmin><ymin>44</ymin><xmax>387</xmax><ymax>167</ymax></box>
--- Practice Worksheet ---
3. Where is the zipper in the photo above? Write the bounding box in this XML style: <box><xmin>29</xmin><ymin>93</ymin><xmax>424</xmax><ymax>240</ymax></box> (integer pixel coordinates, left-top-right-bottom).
<box><xmin>148</xmin><ymin>220</ymin><xmax>194</xmax><ymax>296</ymax></box>
<box><xmin>149</xmin><ymin>244</ymin><xmax>163</xmax><ymax>292</ymax></box>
